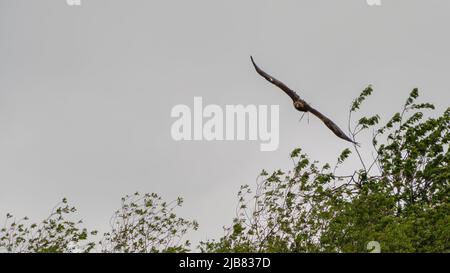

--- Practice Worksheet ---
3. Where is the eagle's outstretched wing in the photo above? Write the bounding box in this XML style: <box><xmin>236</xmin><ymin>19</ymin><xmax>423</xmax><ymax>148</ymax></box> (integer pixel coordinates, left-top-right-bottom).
<box><xmin>250</xmin><ymin>56</ymin><xmax>357</xmax><ymax>145</ymax></box>
<box><xmin>307</xmin><ymin>106</ymin><xmax>357</xmax><ymax>144</ymax></box>
<box><xmin>250</xmin><ymin>56</ymin><xmax>300</xmax><ymax>101</ymax></box>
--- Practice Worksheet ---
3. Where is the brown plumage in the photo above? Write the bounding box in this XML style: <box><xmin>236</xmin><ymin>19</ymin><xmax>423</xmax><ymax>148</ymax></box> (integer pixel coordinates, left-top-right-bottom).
<box><xmin>250</xmin><ymin>56</ymin><xmax>357</xmax><ymax>144</ymax></box>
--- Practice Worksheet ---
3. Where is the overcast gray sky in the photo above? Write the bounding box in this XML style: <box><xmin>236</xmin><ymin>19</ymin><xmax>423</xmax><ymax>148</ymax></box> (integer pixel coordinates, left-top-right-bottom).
<box><xmin>1</xmin><ymin>0</ymin><xmax>449</xmax><ymax>249</ymax></box>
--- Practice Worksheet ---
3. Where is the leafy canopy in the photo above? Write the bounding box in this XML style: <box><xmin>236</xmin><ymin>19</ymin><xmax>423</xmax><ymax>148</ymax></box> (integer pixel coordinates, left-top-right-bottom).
<box><xmin>200</xmin><ymin>87</ymin><xmax>449</xmax><ymax>253</ymax></box>
<box><xmin>1</xmin><ymin>88</ymin><xmax>448</xmax><ymax>253</ymax></box>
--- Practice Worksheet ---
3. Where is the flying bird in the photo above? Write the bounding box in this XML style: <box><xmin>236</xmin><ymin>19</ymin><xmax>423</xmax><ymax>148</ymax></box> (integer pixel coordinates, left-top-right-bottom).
<box><xmin>250</xmin><ymin>56</ymin><xmax>357</xmax><ymax>145</ymax></box>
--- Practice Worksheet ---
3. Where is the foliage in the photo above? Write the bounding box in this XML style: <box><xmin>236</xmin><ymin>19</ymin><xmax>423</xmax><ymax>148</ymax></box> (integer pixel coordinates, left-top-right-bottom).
<box><xmin>1</xmin><ymin>88</ymin><xmax>448</xmax><ymax>253</ymax></box>
<box><xmin>100</xmin><ymin>192</ymin><xmax>198</xmax><ymax>253</ymax></box>
<box><xmin>0</xmin><ymin>193</ymin><xmax>197</xmax><ymax>253</ymax></box>
<box><xmin>0</xmin><ymin>198</ymin><xmax>97</xmax><ymax>253</ymax></box>
<box><xmin>200</xmin><ymin>87</ymin><xmax>449</xmax><ymax>253</ymax></box>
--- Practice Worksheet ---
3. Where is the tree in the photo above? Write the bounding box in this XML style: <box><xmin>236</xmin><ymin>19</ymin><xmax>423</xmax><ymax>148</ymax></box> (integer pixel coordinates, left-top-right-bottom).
<box><xmin>100</xmin><ymin>192</ymin><xmax>198</xmax><ymax>253</ymax></box>
<box><xmin>0</xmin><ymin>193</ymin><xmax>198</xmax><ymax>253</ymax></box>
<box><xmin>0</xmin><ymin>198</ymin><xmax>97</xmax><ymax>253</ymax></box>
<box><xmin>200</xmin><ymin>87</ymin><xmax>449</xmax><ymax>253</ymax></box>
<box><xmin>1</xmin><ymin>88</ymin><xmax>448</xmax><ymax>253</ymax></box>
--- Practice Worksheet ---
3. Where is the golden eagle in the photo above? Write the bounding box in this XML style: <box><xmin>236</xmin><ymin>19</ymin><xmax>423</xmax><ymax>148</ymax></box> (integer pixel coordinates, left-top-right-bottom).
<box><xmin>251</xmin><ymin>56</ymin><xmax>356</xmax><ymax>144</ymax></box>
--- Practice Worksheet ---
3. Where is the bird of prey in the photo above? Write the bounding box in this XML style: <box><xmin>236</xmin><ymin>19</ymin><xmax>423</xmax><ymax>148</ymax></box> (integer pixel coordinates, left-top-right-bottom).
<box><xmin>250</xmin><ymin>56</ymin><xmax>357</xmax><ymax>144</ymax></box>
